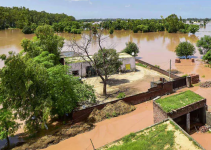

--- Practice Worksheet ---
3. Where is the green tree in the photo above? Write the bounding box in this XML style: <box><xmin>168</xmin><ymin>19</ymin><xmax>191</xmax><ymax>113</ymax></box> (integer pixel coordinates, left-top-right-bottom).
<box><xmin>0</xmin><ymin>109</ymin><xmax>20</xmax><ymax>149</ymax></box>
<box><xmin>109</xmin><ymin>27</ymin><xmax>114</xmax><ymax>34</ymax></box>
<box><xmin>203</xmin><ymin>50</ymin><xmax>211</xmax><ymax>63</ymax></box>
<box><xmin>165</xmin><ymin>14</ymin><xmax>179</xmax><ymax>33</ymax></box>
<box><xmin>123</xmin><ymin>42</ymin><xmax>139</xmax><ymax>56</ymax></box>
<box><xmin>188</xmin><ymin>25</ymin><xmax>199</xmax><ymax>34</ymax></box>
<box><xmin>197</xmin><ymin>35</ymin><xmax>211</xmax><ymax>54</ymax></box>
<box><xmin>175</xmin><ymin>42</ymin><xmax>195</xmax><ymax>59</ymax></box>
<box><xmin>93</xmin><ymin>49</ymin><xmax>122</xmax><ymax>95</ymax></box>
<box><xmin>22</xmin><ymin>26</ymin><xmax>33</xmax><ymax>34</ymax></box>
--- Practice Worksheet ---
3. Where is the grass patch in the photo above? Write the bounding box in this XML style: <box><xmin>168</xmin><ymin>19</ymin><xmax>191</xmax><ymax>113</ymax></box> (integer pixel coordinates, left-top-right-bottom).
<box><xmin>106</xmin><ymin>123</ymin><xmax>175</xmax><ymax>150</ymax></box>
<box><xmin>182</xmin><ymin>74</ymin><xmax>188</xmax><ymax>77</ymax></box>
<box><xmin>155</xmin><ymin>90</ymin><xmax>204</xmax><ymax>113</ymax></box>
<box><xmin>136</xmin><ymin>63</ymin><xmax>147</xmax><ymax>68</ymax></box>
<box><xmin>202</xmin><ymin>75</ymin><xmax>205</xmax><ymax>78</ymax></box>
<box><xmin>116</xmin><ymin>92</ymin><xmax>126</xmax><ymax>99</ymax></box>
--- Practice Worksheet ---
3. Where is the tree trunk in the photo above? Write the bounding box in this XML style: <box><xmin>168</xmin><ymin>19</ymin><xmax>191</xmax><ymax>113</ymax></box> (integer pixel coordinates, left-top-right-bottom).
<box><xmin>6</xmin><ymin>136</ymin><xmax>10</xmax><ymax>149</ymax></box>
<box><xmin>103</xmin><ymin>81</ymin><xmax>107</xmax><ymax>96</ymax></box>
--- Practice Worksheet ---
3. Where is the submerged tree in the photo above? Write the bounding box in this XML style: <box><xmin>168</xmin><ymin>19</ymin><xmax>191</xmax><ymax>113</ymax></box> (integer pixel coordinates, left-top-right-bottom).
<box><xmin>197</xmin><ymin>35</ymin><xmax>211</xmax><ymax>55</ymax></box>
<box><xmin>0</xmin><ymin>109</ymin><xmax>20</xmax><ymax>149</ymax></box>
<box><xmin>188</xmin><ymin>25</ymin><xmax>199</xmax><ymax>34</ymax></box>
<box><xmin>175</xmin><ymin>42</ymin><xmax>195</xmax><ymax>59</ymax></box>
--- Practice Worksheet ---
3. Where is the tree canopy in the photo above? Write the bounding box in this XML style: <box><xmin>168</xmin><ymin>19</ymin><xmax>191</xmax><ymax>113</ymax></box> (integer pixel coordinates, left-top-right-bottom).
<box><xmin>122</xmin><ymin>42</ymin><xmax>139</xmax><ymax>56</ymax></box>
<box><xmin>0</xmin><ymin>25</ymin><xmax>96</xmax><ymax>133</ymax></box>
<box><xmin>175</xmin><ymin>42</ymin><xmax>195</xmax><ymax>59</ymax></box>
<box><xmin>197</xmin><ymin>35</ymin><xmax>211</xmax><ymax>55</ymax></box>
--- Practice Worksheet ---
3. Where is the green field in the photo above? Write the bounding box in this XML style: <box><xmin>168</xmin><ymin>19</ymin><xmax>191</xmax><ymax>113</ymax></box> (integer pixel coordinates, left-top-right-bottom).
<box><xmin>155</xmin><ymin>90</ymin><xmax>204</xmax><ymax>113</ymax></box>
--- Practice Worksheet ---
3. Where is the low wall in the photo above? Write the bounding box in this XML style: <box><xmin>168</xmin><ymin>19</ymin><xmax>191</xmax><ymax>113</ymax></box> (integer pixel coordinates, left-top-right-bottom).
<box><xmin>136</xmin><ymin>59</ymin><xmax>179</xmax><ymax>79</ymax></box>
<box><xmin>190</xmin><ymin>74</ymin><xmax>200</xmax><ymax>84</ymax></box>
<box><xmin>73</xmin><ymin>82</ymin><xmax>173</xmax><ymax>123</ymax></box>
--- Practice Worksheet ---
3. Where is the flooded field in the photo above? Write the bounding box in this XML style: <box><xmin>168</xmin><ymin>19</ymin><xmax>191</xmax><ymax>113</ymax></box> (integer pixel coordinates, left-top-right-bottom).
<box><xmin>1</xmin><ymin>24</ymin><xmax>211</xmax><ymax>78</ymax></box>
<box><xmin>1</xmin><ymin>24</ymin><xmax>211</xmax><ymax>149</ymax></box>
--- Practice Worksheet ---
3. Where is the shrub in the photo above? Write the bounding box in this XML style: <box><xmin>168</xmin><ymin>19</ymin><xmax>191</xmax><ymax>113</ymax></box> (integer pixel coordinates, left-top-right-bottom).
<box><xmin>109</xmin><ymin>28</ymin><xmax>114</xmax><ymax>34</ymax></box>
<box><xmin>182</xmin><ymin>74</ymin><xmax>188</xmax><ymax>77</ymax></box>
<box><xmin>112</xmin><ymin>111</ymin><xmax>117</xmax><ymax>117</ymax></box>
<box><xmin>133</xmin><ymin>27</ymin><xmax>138</xmax><ymax>33</ymax></box>
<box><xmin>136</xmin><ymin>63</ymin><xmax>147</xmax><ymax>68</ymax></box>
<box><xmin>117</xmin><ymin>92</ymin><xmax>126</xmax><ymax>99</ymax></box>
<box><xmin>155</xmin><ymin>65</ymin><xmax>160</xmax><ymax>68</ymax></box>
<box><xmin>22</xmin><ymin>26</ymin><xmax>33</xmax><ymax>34</ymax></box>
<box><xmin>122</xmin><ymin>42</ymin><xmax>139</xmax><ymax>56</ymax></box>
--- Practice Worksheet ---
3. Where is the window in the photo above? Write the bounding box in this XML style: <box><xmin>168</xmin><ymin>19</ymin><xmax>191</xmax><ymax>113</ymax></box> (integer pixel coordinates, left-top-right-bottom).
<box><xmin>72</xmin><ymin>70</ymin><xmax>79</xmax><ymax>76</ymax></box>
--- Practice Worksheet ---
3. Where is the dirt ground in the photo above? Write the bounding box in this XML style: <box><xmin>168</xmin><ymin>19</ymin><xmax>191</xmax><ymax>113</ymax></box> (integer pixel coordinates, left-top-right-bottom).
<box><xmin>82</xmin><ymin>66</ymin><xmax>169</xmax><ymax>103</ymax></box>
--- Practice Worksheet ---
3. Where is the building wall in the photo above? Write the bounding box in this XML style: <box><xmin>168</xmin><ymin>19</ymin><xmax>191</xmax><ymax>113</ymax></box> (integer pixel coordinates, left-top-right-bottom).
<box><xmin>120</xmin><ymin>57</ymin><xmax>136</xmax><ymax>71</ymax></box>
<box><xmin>153</xmin><ymin>102</ymin><xmax>168</xmax><ymax>123</ymax></box>
<box><xmin>68</xmin><ymin>62</ymin><xmax>90</xmax><ymax>77</ymax></box>
<box><xmin>206</xmin><ymin>111</ymin><xmax>211</xmax><ymax>126</ymax></box>
<box><xmin>67</xmin><ymin>57</ymin><xmax>136</xmax><ymax>77</ymax></box>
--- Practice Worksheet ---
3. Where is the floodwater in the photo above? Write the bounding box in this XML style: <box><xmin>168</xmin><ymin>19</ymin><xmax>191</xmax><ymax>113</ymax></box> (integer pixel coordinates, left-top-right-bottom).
<box><xmin>44</xmin><ymin>101</ymin><xmax>153</xmax><ymax>150</ymax></box>
<box><xmin>1</xmin><ymin>24</ymin><xmax>211</xmax><ymax>78</ymax></box>
<box><xmin>1</xmin><ymin>24</ymin><xmax>211</xmax><ymax>149</ymax></box>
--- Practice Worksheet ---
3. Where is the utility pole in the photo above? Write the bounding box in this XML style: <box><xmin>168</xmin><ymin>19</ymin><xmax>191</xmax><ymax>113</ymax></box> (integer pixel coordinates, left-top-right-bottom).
<box><xmin>169</xmin><ymin>59</ymin><xmax>171</xmax><ymax>81</ymax></box>
<box><xmin>90</xmin><ymin>139</ymin><xmax>95</xmax><ymax>150</ymax></box>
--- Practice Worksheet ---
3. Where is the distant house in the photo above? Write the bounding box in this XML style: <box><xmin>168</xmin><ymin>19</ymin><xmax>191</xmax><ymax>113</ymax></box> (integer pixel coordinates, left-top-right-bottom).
<box><xmin>61</xmin><ymin>52</ymin><xmax>135</xmax><ymax>77</ymax></box>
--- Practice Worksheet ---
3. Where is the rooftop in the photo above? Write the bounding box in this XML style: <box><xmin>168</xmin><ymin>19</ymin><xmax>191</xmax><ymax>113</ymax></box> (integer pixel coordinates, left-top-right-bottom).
<box><xmin>100</xmin><ymin>120</ymin><xmax>202</xmax><ymax>150</ymax></box>
<box><xmin>155</xmin><ymin>90</ymin><xmax>204</xmax><ymax>113</ymax></box>
<box><xmin>64</xmin><ymin>52</ymin><xmax>133</xmax><ymax>64</ymax></box>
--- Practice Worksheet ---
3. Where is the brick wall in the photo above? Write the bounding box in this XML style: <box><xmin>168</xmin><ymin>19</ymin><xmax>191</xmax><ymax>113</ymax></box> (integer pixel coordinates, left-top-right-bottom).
<box><xmin>73</xmin><ymin>82</ymin><xmax>173</xmax><ymax>123</ymax></box>
<box><xmin>153</xmin><ymin>102</ymin><xmax>168</xmax><ymax>123</ymax></box>
<box><xmin>136</xmin><ymin>59</ymin><xmax>179</xmax><ymax>79</ymax></box>
<box><xmin>167</xmin><ymin>99</ymin><xmax>206</xmax><ymax>119</ymax></box>
<box><xmin>190</xmin><ymin>74</ymin><xmax>200</xmax><ymax>84</ymax></box>
<box><xmin>153</xmin><ymin>99</ymin><xmax>206</xmax><ymax>124</ymax></box>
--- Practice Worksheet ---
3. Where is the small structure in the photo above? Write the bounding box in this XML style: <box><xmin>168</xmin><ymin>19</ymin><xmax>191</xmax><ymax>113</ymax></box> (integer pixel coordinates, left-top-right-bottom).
<box><xmin>190</xmin><ymin>74</ymin><xmax>200</xmax><ymax>84</ymax></box>
<box><xmin>153</xmin><ymin>90</ymin><xmax>206</xmax><ymax>133</ymax></box>
<box><xmin>63</xmin><ymin>53</ymin><xmax>136</xmax><ymax>77</ymax></box>
<box><xmin>175</xmin><ymin>58</ymin><xmax>181</xmax><ymax>63</ymax></box>
<box><xmin>191</xmin><ymin>58</ymin><xmax>195</xmax><ymax>63</ymax></box>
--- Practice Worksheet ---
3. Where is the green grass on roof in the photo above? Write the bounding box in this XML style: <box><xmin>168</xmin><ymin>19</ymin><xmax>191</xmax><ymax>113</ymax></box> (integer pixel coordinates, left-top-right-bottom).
<box><xmin>155</xmin><ymin>90</ymin><xmax>204</xmax><ymax>113</ymax></box>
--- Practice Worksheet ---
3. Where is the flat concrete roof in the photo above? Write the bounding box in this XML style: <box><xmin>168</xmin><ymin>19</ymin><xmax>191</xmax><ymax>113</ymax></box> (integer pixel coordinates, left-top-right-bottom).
<box><xmin>64</xmin><ymin>52</ymin><xmax>133</xmax><ymax>64</ymax></box>
<box><xmin>155</xmin><ymin>90</ymin><xmax>204</xmax><ymax>113</ymax></box>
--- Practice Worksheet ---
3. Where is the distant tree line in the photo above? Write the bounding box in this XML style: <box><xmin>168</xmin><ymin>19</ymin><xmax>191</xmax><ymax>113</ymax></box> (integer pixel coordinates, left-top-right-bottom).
<box><xmin>0</xmin><ymin>6</ymin><xmax>75</xmax><ymax>33</ymax></box>
<box><xmin>100</xmin><ymin>14</ymin><xmax>199</xmax><ymax>34</ymax></box>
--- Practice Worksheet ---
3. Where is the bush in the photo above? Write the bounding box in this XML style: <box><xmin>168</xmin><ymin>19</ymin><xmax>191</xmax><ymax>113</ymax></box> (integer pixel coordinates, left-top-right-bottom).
<box><xmin>122</xmin><ymin>42</ymin><xmax>139</xmax><ymax>56</ymax></box>
<box><xmin>109</xmin><ymin>28</ymin><xmax>114</xmax><ymax>34</ymax></box>
<box><xmin>136</xmin><ymin>63</ymin><xmax>147</xmax><ymax>68</ymax></box>
<box><xmin>117</xmin><ymin>92</ymin><xmax>126</xmax><ymax>99</ymax></box>
<box><xmin>112</xmin><ymin>111</ymin><xmax>117</xmax><ymax>117</ymax></box>
<box><xmin>22</xmin><ymin>26</ymin><xmax>33</xmax><ymax>34</ymax></box>
<box><xmin>133</xmin><ymin>27</ymin><xmax>138</xmax><ymax>33</ymax></box>
<box><xmin>182</xmin><ymin>74</ymin><xmax>188</xmax><ymax>77</ymax></box>
<box><xmin>155</xmin><ymin>65</ymin><xmax>160</xmax><ymax>68</ymax></box>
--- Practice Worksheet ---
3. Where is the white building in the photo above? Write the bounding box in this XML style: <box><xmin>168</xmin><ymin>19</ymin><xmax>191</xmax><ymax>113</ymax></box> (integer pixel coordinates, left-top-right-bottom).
<box><xmin>62</xmin><ymin>53</ymin><xmax>136</xmax><ymax>77</ymax></box>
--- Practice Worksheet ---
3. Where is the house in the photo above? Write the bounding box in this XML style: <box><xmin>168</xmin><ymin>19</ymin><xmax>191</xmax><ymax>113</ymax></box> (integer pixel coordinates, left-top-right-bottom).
<box><xmin>61</xmin><ymin>52</ymin><xmax>136</xmax><ymax>77</ymax></box>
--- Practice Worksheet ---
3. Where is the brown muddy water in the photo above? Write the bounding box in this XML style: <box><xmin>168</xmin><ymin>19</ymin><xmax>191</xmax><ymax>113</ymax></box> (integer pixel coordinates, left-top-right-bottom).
<box><xmin>1</xmin><ymin>24</ymin><xmax>211</xmax><ymax>78</ymax></box>
<box><xmin>1</xmin><ymin>24</ymin><xmax>211</xmax><ymax>149</ymax></box>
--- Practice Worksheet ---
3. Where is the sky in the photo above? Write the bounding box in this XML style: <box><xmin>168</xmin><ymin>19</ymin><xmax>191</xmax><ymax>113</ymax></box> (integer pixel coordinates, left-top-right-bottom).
<box><xmin>1</xmin><ymin>0</ymin><xmax>211</xmax><ymax>19</ymax></box>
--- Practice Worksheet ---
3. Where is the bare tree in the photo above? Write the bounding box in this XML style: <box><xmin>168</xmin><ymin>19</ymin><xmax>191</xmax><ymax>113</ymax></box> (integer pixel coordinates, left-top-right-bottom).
<box><xmin>69</xmin><ymin>29</ymin><xmax>122</xmax><ymax>96</ymax></box>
